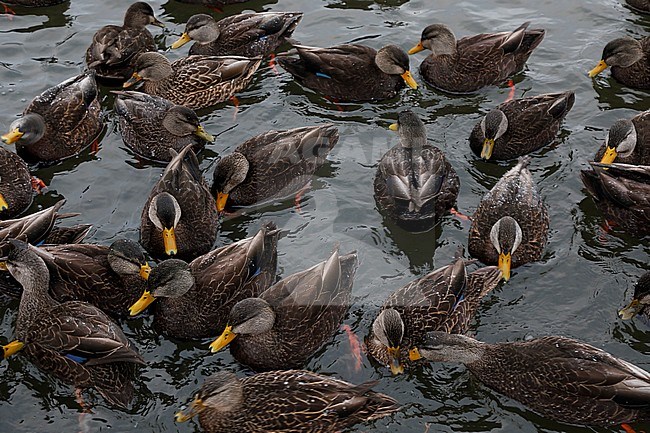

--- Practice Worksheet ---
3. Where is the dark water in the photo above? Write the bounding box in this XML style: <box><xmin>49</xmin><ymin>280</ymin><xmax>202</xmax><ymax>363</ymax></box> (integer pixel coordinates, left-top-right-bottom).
<box><xmin>0</xmin><ymin>0</ymin><xmax>649</xmax><ymax>432</ymax></box>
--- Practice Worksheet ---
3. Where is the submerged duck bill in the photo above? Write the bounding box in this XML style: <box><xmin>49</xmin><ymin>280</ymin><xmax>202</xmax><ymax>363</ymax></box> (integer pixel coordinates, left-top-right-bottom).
<box><xmin>619</xmin><ymin>299</ymin><xmax>641</xmax><ymax>320</ymax></box>
<box><xmin>171</xmin><ymin>33</ymin><xmax>192</xmax><ymax>49</ymax></box>
<box><xmin>140</xmin><ymin>262</ymin><xmax>152</xmax><ymax>280</ymax></box>
<box><xmin>0</xmin><ymin>193</ymin><xmax>8</xmax><ymax>211</ymax></box>
<box><xmin>387</xmin><ymin>346</ymin><xmax>404</xmax><ymax>375</ymax></box>
<box><xmin>216</xmin><ymin>192</ymin><xmax>229</xmax><ymax>213</ymax></box>
<box><xmin>408</xmin><ymin>41</ymin><xmax>425</xmax><ymax>55</ymax></box>
<box><xmin>401</xmin><ymin>70</ymin><xmax>418</xmax><ymax>89</ymax></box>
<box><xmin>3</xmin><ymin>340</ymin><xmax>24</xmax><ymax>359</ymax></box>
<box><xmin>209</xmin><ymin>325</ymin><xmax>237</xmax><ymax>353</ymax></box>
<box><xmin>195</xmin><ymin>125</ymin><xmax>215</xmax><ymax>142</ymax></box>
<box><xmin>175</xmin><ymin>398</ymin><xmax>205</xmax><ymax>422</ymax></box>
<box><xmin>1</xmin><ymin>128</ymin><xmax>24</xmax><ymax>145</ymax></box>
<box><xmin>163</xmin><ymin>227</ymin><xmax>177</xmax><ymax>256</ymax></box>
<box><xmin>129</xmin><ymin>290</ymin><xmax>156</xmax><ymax>316</ymax></box>
<box><xmin>123</xmin><ymin>73</ymin><xmax>143</xmax><ymax>88</ymax></box>
<box><xmin>498</xmin><ymin>252</ymin><xmax>511</xmax><ymax>281</ymax></box>
<box><xmin>481</xmin><ymin>138</ymin><xmax>495</xmax><ymax>160</ymax></box>
<box><xmin>588</xmin><ymin>60</ymin><xmax>608</xmax><ymax>78</ymax></box>
<box><xmin>599</xmin><ymin>147</ymin><xmax>617</xmax><ymax>165</ymax></box>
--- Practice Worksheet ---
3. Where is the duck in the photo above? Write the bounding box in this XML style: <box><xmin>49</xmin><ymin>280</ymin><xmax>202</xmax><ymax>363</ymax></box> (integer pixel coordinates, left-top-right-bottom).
<box><xmin>366</xmin><ymin>256</ymin><xmax>502</xmax><ymax>375</ymax></box>
<box><xmin>174</xmin><ymin>370</ymin><xmax>400</xmax><ymax>433</ymax></box>
<box><xmin>140</xmin><ymin>145</ymin><xmax>219</xmax><ymax>261</ymax></box>
<box><xmin>626</xmin><ymin>0</ymin><xmax>650</xmax><ymax>13</ymax></box>
<box><xmin>408</xmin><ymin>22</ymin><xmax>545</xmax><ymax>94</ymax></box>
<box><xmin>113</xmin><ymin>91</ymin><xmax>215</xmax><ymax>163</ymax></box>
<box><xmin>23</xmin><ymin>240</ymin><xmax>151</xmax><ymax>319</ymax></box>
<box><xmin>594</xmin><ymin>111</ymin><xmax>650</xmax><ymax>165</ymax></box>
<box><xmin>171</xmin><ymin>12</ymin><xmax>302</xmax><ymax>58</ymax></box>
<box><xmin>1</xmin><ymin>73</ymin><xmax>103</xmax><ymax>162</ymax></box>
<box><xmin>580</xmin><ymin>162</ymin><xmax>650</xmax><ymax>237</ymax></box>
<box><xmin>374</xmin><ymin>109</ymin><xmax>459</xmax><ymax>230</ymax></box>
<box><xmin>0</xmin><ymin>200</ymin><xmax>91</xmax><ymax>248</ymax></box>
<box><xmin>123</xmin><ymin>52</ymin><xmax>262</xmax><ymax>110</ymax></box>
<box><xmin>0</xmin><ymin>240</ymin><xmax>145</xmax><ymax>409</ymax></box>
<box><xmin>211</xmin><ymin>124</ymin><xmax>339</xmax><ymax>212</ymax></box>
<box><xmin>0</xmin><ymin>147</ymin><xmax>32</xmax><ymax>219</ymax></box>
<box><xmin>209</xmin><ymin>249</ymin><xmax>358</xmax><ymax>371</ymax></box>
<box><xmin>278</xmin><ymin>43</ymin><xmax>418</xmax><ymax>102</ymax></box>
<box><xmin>469</xmin><ymin>91</ymin><xmax>575</xmax><ymax>160</ymax></box>
<box><xmin>411</xmin><ymin>331</ymin><xmax>650</xmax><ymax>427</ymax></box>
<box><xmin>619</xmin><ymin>272</ymin><xmax>650</xmax><ymax>320</ymax></box>
<box><xmin>468</xmin><ymin>157</ymin><xmax>549</xmax><ymax>280</ymax></box>
<box><xmin>3</xmin><ymin>0</ymin><xmax>64</xmax><ymax>5</ymax></box>
<box><xmin>85</xmin><ymin>2</ymin><xmax>165</xmax><ymax>82</ymax></box>
<box><xmin>589</xmin><ymin>36</ymin><xmax>650</xmax><ymax>89</ymax></box>
<box><xmin>130</xmin><ymin>223</ymin><xmax>278</xmax><ymax>340</ymax></box>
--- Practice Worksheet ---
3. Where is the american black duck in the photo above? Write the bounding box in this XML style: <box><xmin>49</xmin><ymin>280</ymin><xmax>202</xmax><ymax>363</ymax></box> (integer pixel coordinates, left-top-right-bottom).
<box><xmin>468</xmin><ymin>157</ymin><xmax>549</xmax><ymax>280</ymax></box>
<box><xmin>209</xmin><ymin>249</ymin><xmax>358</xmax><ymax>371</ymax></box>
<box><xmin>408</xmin><ymin>22</ymin><xmax>545</xmax><ymax>93</ymax></box>
<box><xmin>374</xmin><ymin>109</ymin><xmax>459</xmax><ymax>230</ymax></box>
<box><xmin>0</xmin><ymin>147</ymin><xmax>32</xmax><ymax>219</ymax></box>
<box><xmin>594</xmin><ymin>111</ymin><xmax>650</xmax><ymax>165</ymax></box>
<box><xmin>175</xmin><ymin>370</ymin><xmax>400</xmax><ymax>433</ymax></box>
<box><xmin>1</xmin><ymin>73</ymin><xmax>102</xmax><ymax>162</ymax></box>
<box><xmin>469</xmin><ymin>91</ymin><xmax>575</xmax><ymax>160</ymax></box>
<box><xmin>589</xmin><ymin>36</ymin><xmax>650</xmax><ymax>89</ymax></box>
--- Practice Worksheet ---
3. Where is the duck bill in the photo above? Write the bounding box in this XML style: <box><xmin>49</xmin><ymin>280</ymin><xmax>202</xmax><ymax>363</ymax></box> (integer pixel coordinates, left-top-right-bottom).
<box><xmin>151</xmin><ymin>17</ymin><xmax>166</xmax><ymax>28</ymax></box>
<box><xmin>401</xmin><ymin>70</ymin><xmax>418</xmax><ymax>89</ymax></box>
<box><xmin>3</xmin><ymin>340</ymin><xmax>24</xmax><ymax>359</ymax></box>
<box><xmin>498</xmin><ymin>252</ymin><xmax>511</xmax><ymax>281</ymax></box>
<box><xmin>171</xmin><ymin>32</ymin><xmax>192</xmax><ymax>49</ymax></box>
<box><xmin>388</xmin><ymin>123</ymin><xmax>398</xmax><ymax>131</ymax></box>
<box><xmin>129</xmin><ymin>290</ymin><xmax>156</xmax><ymax>316</ymax></box>
<box><xmin>408</xmin><ymin>347</ymin><xmax>422</xmax><ymax>362</ymax></box>
<box><xmin>408</xmin><ymin>41</ymin><xmax>425</xmax><ymax>55</ymax></box>
<box><xmin>481</xmin><ymin>138</ymin><xmax>495</xmax><ymax>160</ymax></box>
<box><xmin>216</xmin><ymin>192</ymin><xmax>229</xmax><ymax>213</ymax></box>
<box><xmin>195</xmin><ymin>125</ymin><xmax>215</xmax><ymax>142</ymax></box>
<box><xmin>139</xmin><ymin>262</ymin><xmax>152</xmax><ymax>280</ymax></box>
<box><xmin>1</xmin><ymin>128</ymin><xmax>23</xmax><ymax>145</ymax></box>
<box><xmin>599</xmin><ymin>146</ymin><xmax>617</xmax><ymax>165</ymax></box>
<box><xmin>175</xmin><ymin>398</ymin><xmax>205</xmax><ymax>423</ymax></box>
<box><xmin>123</xmin><ymin>72</ymin><xmax>143</xmax><ymax>88</ymax></box>
<box><xmin>588</xmin><ymin>60</ymin><xmax>608</xmax><ymax>78</ymax></box>
<box><xmin>163</xmin><ymin>227</ymin><xmax>177</xmax><ymax>256</ymax></box>
<box><xmin>387</xmin><ymin>346</ymin><xmax>404</xmax><ymax>375</ymax></box>
<box><xmin>619</xmin><ymin>299</ymin><xmax>641</xmax><ymax>320</ymax></box>
<box><xmin>209</xmin><ymin>325</ymin><xmax>237</xmax><ymax>353</ymax></box>
<box><xmin>0</xmin><ymin>193</ymin><xmax>7</xmax><ymax>212</ymax></box>
<box><xmin>0</xmin><ymin>261</ymin><xmax>7</xmax><ymax>271</ymax></box>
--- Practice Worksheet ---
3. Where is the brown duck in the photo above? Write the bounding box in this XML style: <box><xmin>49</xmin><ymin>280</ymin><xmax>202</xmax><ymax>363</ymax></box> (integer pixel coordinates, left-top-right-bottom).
<box><xmin>589</xmin><ymin>36</ymin><xmax>650</xmax><ymax>89</ymax></box>
<box><xmin>0</xmin><ymin>147</ymin><xmax>32</xmax><ymax>219</ymax></box>
<box><xmin>594</xmin><ymin>110</ymin><xmax>650</xmax><ymax>165</ymax></box>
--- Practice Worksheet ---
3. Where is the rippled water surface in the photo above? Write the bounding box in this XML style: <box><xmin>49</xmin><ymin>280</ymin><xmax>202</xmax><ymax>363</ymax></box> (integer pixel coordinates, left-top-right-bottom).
<box><xmin>1</xmin><ymin>0</ymin><xmax>649</xmax><ymax>432</ymax></box>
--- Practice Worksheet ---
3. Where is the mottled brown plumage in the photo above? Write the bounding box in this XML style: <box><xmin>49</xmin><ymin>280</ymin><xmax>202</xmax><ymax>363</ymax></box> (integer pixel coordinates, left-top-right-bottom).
<box><xmin>594</xmin><ymin>110</ymin><xmax>650</xmax><ymax>165</ymax></box>
<box><xmin>125</xmin><ymin>52</ymin><xmax>262</xmax><ymax>110</ymax></box>
<box><xmin>85</xmin><ymin>2</ymin><xmax>164</xmax><ymax>82</ymax></box>
<box><xmin>0</xmin><ymin>147</ymin><xmax>32</xmax><ymax>219</ymax></box>
<box><xmin>175</xmin><ymin>12</ymin><xmax>302</xmax><ymax>58</ymax></box>
<box><xmin>468</xmin><ymin>157</ymin><xmax>549</xmax><ymax>278</ymax></box>
<box><xmin>581</xmin><ymin>162</ymin><xmax>650</xmax><ymax>237</ymax></box>
<box><xmin>1</xmin><ymin>73</ymin><xmax>102</xmax><ymax>162</ymax></box>
<box><xmin>469</xmin><ymin>91</ymin><xmax>575</xmax><ymax>160</ymax></box>
<box><xmin>113</xmin><ymin>91</ymin><xmax>214</xmax><ymax>163</ymax></box>
<box><xmin>1</xmin><ymin>240</ymin><xmax>145</xmax><ymax>409</ymax></box>
<box><xmin>366</xmin><ymin>256</ymin><xmax>502</xmax><ymax>374</ymax></box>
<box><xmin>374</xmin><ymin>110</ymin><xmax>459</xmax><ymax>230</ymax></box>
<box><xmin>415</xmin><ymin>332</ymin><xmax>650</xmax><ymax>427</ymax></box>
<box><xmin>133</xmin><ymin>223</ymin><xmax>278</xmax><ymax>340</ymax></box>
<box><xmin>627</xmin><ymin>0</ymin><xmax>650</xmax><ymax>13</ymax></box>
<box><xmin>211</xmin><ymin>124</ymin><xmax>339</xmax><ymax>211</ymax></box>
<box><xmin>211</xmin><ymin>250</ymin><xmax>358</xmax><ymax>371</ymax></box>
<box><xmin>412</xmin><ymin>22</ymin><xmax>544</xmax><ymax>94</ymax></box>
<box><xmin>176</xmin><ymin>370</ymin><xmax>399</xmax><ymax>433</ymax></box>
<box><xmin>278</xmin><ymin>43</ymin><xmax>417</xmax><ymax>102</ymax></box>
<box><xmin>140</xmin><ymin>145</ymin><xmax>219</xmax><ymax>261</ymax></box>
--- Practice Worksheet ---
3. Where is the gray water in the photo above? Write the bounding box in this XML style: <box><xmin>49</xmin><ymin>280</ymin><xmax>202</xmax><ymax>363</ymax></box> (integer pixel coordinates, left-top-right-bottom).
<box><xmin>0</xmin><ymin>0</ymin><xmax>649</xmax><ymax>432</ymax></box>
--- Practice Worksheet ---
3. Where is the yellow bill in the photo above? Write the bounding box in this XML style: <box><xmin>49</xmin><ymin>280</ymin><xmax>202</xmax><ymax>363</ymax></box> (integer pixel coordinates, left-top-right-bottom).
<box><xmin>140</xmin><ymin>262</ymin><xmax>152</xmax><ymax>280</ymax></box>
<box><xmin>600</xmin><ymin>146</ymin><xmax>617</xmax><ymax>165</ymax></box>
<box><xmin>209</xmin><ymin>325</ymin><xmax>237</xmax><ymax>353</ymax></box>
<box><xmin>1</xmin><ymin>128</ymin><xmax>23</xmax><ymax>145</ymax></box>
<box><xmin>0</xmin><ymin>193</ymin><xmax>7</xmax><ymax>211</ymax></box>
<box><xmin>3</xmin><ymin>340</ymin><xmax>24</xmax><ymax>359</ymax></box>
<box><xmin>408</xmin><ymin>41</ymin><xmax>425</xmax><ymax>55</ymax></box>
<box><xmin>619</xmin><ymin>299</ymin><xmax>641</xmax><ymax>320</ymax></box>
<box><xmin>387</xmin><ymin>346</ymin><xmax>404</xmax><ymax>375</ymax></box>
<box><xmin>216</xmin><ymin>192</ymin><xmax>229</xmax><ymax>213</ymax></box>
<box><xmin>0</xmin><ymin>261</ymin><xmax>7</xmax><ymax>271</ymax></box>
<box><xmin>175</xmin><ymin>398</ymin><xmax>205</xmax><ymax>422</ymax></box>
<box><xmin>498</xmin><ymin>252</ymin><xmax>511</xmax><ymax>281</ymax></box>
<box><xmin>163</xmin><ymin>227</ymin><xmax>177</xmax><ymax>256</ymax></box>
<box><xmin>408</xmin><ymin>347</ymin><xmax>421</xmax><ymax>361</ymax></box>
<box><xmin>195</xmin><ymin>125</ymin><xmax>215</xmax><ymax>142</ymax></box>
<box><xmin>401</xmin><ymin>70</ymin><xmax>418</xmax><ymax>89</ymax></box>
<box><xmin>588</xmin><ymin>60</ymin><xmax>608</xmax><ymax>78</ymax></box>
<box><xmin>389</xmin><ymin>123</ymin><xmax>398</xmax><ymax>131</ymax></box>
<box><xmin>171</xmin><ymin>33</ymin><xmax>192</xmax><ymax>49</ymax></box>
<box><xmin>481</xmin><ymin>138</ymin><xmax>495</xmax><ymax>160</ymax></box>
<box><xmin>123</xmin><ymin>72</ymin><xmax>143</xmax><ymax>88</ymax></box>
<box><xmin>129</xmin><ymin>290</ymin><xmax>156</xmax><ymax>316</ymax></box>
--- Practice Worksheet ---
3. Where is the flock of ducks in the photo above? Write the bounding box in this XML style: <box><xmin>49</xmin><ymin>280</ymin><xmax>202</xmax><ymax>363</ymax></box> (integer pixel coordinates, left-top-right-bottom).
<box><xmin>0</xmin><ymin>0</ymin><xmax>650</xmax><ymax>432</ymax></box>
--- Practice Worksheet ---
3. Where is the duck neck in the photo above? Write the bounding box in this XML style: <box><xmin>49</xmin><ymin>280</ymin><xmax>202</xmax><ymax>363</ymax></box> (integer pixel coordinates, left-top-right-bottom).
<box><xmin>16</xmin><ymin>264</ymin><xmax>56</xmax><ymax>339</ymax></box>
